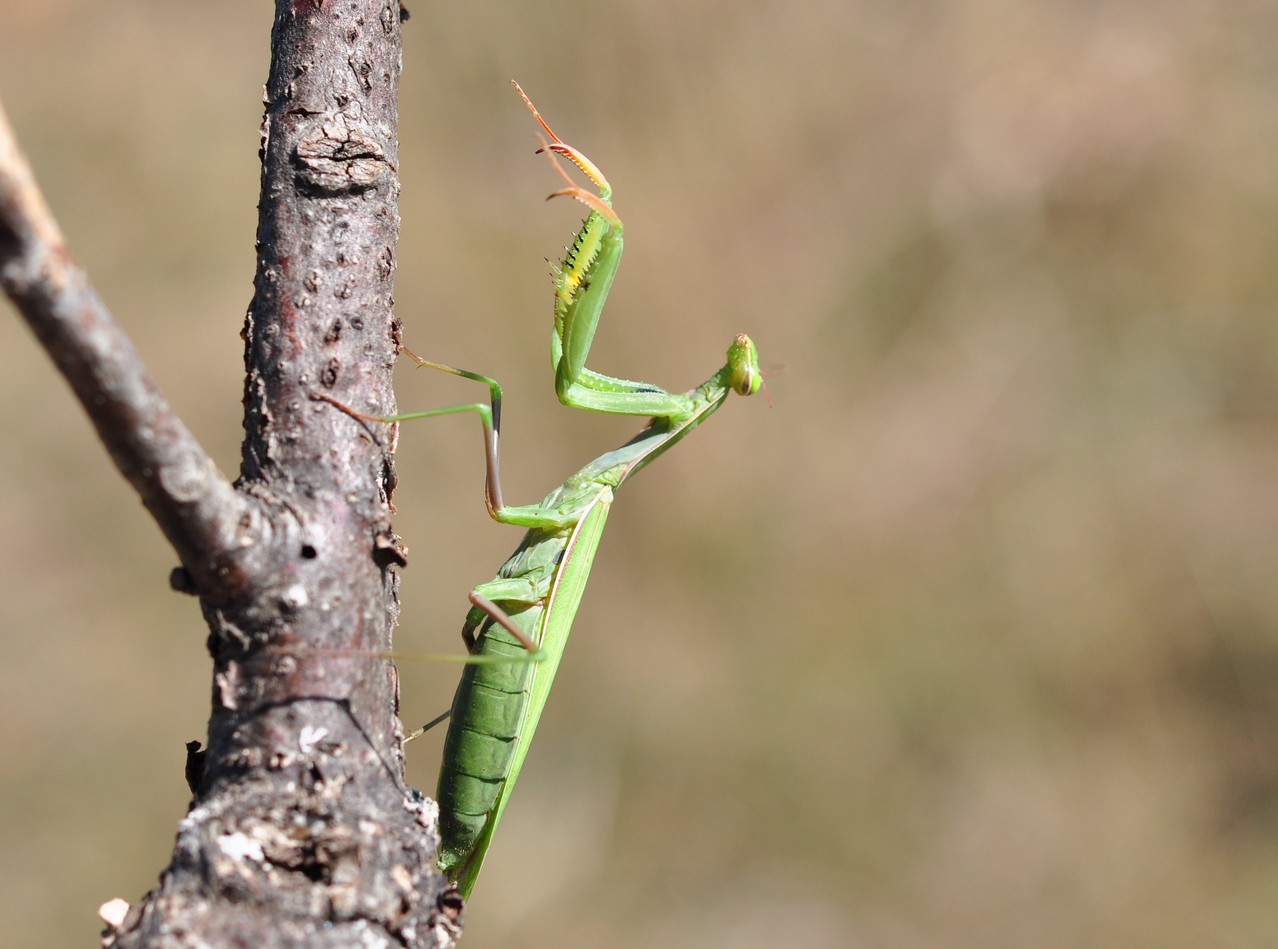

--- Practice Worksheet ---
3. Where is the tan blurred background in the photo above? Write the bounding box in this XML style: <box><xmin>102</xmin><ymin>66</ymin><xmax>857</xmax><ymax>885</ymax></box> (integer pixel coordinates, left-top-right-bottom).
<box><xmin>3</xmin><ymin>1</ymin><xmax>1277</xmax><ymax>945</ymax></box>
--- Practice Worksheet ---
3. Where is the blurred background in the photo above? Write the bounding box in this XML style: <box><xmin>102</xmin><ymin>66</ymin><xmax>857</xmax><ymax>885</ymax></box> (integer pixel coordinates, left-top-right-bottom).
<box><xmin>2</xmin><ymin>1</ymin><xmax>1276</xmax><ymax>945</ymax></box>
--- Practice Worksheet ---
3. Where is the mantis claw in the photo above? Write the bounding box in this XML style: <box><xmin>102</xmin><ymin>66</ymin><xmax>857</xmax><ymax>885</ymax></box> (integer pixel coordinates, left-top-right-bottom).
<box><xmin>544</xmin><ymin>184</ymin><xmax>619</xmax><ymax>225</ymax></box>
<box><xmin>513</xmin><ymin>79</ymin><xmax>613</xmax><ymax>200</ymax></box>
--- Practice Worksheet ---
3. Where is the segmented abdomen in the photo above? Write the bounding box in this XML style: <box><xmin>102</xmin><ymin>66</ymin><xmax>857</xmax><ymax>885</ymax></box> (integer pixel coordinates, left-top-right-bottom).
<box><xmin>435</xmin><ymin>602</ymin><xmax>543</xmax><ymax>874</ymax></box>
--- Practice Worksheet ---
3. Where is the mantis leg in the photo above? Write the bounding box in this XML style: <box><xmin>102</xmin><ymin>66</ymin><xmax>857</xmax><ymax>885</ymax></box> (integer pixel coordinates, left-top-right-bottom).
<box><xmin>312</xmin><ymin>353</ymin><xmax>579</xmax><ymax>532</ymax></box>
<box><xmin>403</xmin><ymin>590</ymin><xmax>543</xmax><ymax>743</ymax></box>
<box><xmin>463</xmin><ymin>589</ymin><xmax>539</xmax><ymax>653</ymax></box>
<box><xmin>405</xmin><ymin>709</ymin><xmax>452</xmax><ymax>741</ymax></box>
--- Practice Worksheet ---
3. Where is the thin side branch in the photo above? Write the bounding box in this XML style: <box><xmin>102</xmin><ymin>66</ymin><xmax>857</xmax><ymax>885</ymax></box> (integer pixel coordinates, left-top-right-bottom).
<box><xmin>0</xmin><ymin>99</ymin><xmax>253</xmax><ymax>600</ymax></box>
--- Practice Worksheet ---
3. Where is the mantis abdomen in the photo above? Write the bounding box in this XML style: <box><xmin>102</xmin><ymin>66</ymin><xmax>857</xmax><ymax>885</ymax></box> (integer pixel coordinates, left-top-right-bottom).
<box><xmin>435</xmin><ymin>601</ymin><xmax>541</xmax><ymax>866</ymax></box>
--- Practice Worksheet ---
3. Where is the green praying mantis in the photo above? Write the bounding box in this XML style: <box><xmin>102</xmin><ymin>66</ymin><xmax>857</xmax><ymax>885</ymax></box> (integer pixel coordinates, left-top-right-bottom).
<box><xmin>316</xmin><ymin>83</ymin><xmax>763</xmax><ymax>898</ymax></box>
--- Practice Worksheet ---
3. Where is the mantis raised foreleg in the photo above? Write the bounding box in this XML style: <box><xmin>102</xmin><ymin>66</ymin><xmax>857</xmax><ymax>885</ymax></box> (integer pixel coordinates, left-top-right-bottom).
<box><xmin>513</xmin><ymin>81</ymin><xmax>720</xmax><ymax>419</ymax></box>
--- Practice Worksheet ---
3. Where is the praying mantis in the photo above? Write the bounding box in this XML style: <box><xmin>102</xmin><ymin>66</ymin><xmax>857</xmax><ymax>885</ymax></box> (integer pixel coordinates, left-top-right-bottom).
<box><xmin>316</xmin><ymin>84</ymin><xmax>764</xmax><ymax>898</ymax></box>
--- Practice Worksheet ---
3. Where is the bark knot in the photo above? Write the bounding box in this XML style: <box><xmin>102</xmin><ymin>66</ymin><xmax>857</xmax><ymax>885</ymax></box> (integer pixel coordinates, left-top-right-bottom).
<box><xmin>293</xmin><ymin>118</ymin><xmax>390</xmax><ymax>195</ymax></box>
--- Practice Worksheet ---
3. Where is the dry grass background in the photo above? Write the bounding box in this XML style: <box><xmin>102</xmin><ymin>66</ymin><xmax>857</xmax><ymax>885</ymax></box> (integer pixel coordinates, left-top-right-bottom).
<box><xmin>2</xmin><ymin>1</ymin><xmax>1277</xmax><ymax>946</ymax></box>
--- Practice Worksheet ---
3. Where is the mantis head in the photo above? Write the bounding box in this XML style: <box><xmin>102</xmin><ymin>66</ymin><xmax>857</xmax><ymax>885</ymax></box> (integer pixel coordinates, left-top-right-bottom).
<box><xmin>726</xmin><ymin>333</ymin><xmax>766</xmax><ymax>400</ymax></box>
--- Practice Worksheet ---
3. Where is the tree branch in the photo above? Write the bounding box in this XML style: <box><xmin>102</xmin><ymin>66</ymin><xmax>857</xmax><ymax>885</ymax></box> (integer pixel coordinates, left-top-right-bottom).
<box><xmin>0</xmin><ymin>99</ymin><xmax>254</xmax><ymax>600</ymax></box>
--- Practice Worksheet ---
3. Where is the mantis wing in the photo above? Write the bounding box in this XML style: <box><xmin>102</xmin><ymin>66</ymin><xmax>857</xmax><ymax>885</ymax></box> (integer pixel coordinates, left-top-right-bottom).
<box><xmin>452</xmin><ymin>488</ymin><xmax>613</xmax><ymax>898</ymax></box>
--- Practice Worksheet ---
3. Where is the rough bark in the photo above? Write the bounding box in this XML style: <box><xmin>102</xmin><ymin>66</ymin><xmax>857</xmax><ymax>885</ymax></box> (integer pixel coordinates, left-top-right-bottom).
<box><xmin>0</xmin><ymin>2</ymin><xmax>460</xmax><ymax>946</ymax></box>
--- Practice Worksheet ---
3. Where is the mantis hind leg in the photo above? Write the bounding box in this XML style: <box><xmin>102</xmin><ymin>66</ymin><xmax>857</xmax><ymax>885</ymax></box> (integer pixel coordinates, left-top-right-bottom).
<box><xmin>401</xmin><ymin>591</ymin><xmax>543</xmax><ymax>743</ymax></box>
<box><xmin>405</xmin><ymin>709</ymin><xmax>452</xmax><ymax>742</ymax></box>
<box><xmin>464</xmin><ymin>591</ymin><xmax>540</xmax><ymax>655</ymax></box>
